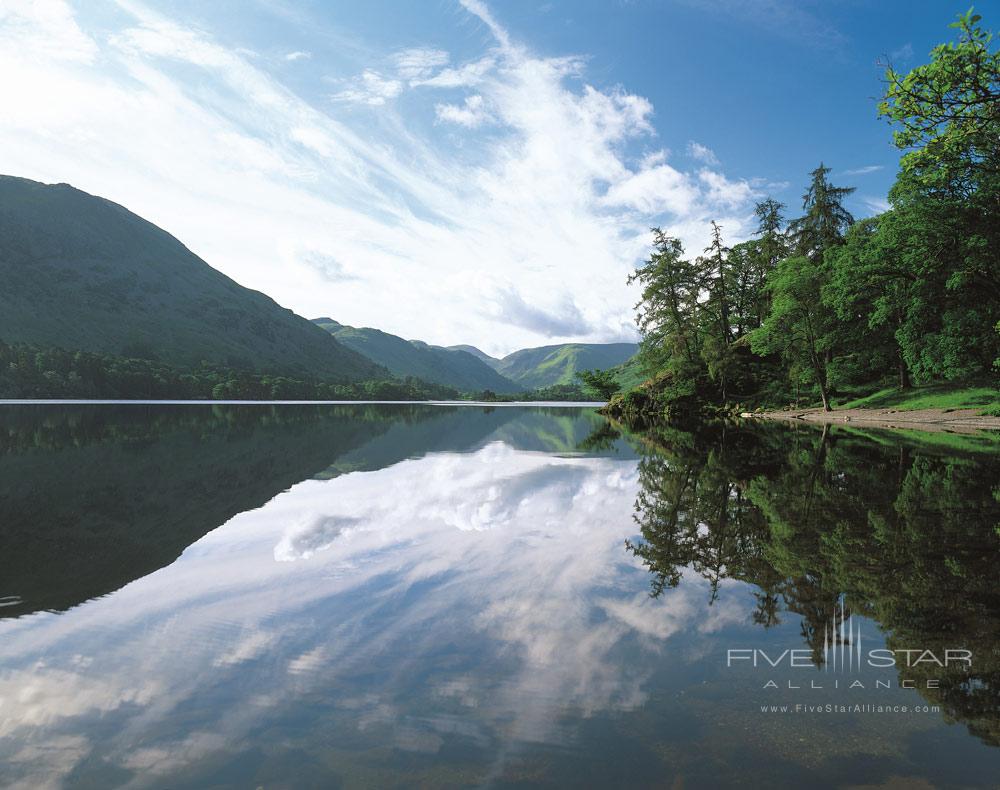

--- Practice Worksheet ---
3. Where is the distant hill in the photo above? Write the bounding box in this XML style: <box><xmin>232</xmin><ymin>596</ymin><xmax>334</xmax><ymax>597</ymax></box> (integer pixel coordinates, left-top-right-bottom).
<box><xmin>0</xmin><ymin>176</ymin><xmax>382</xmax><ymax>382</ymax></box>
<box><xmin>496</xmin><ymin>343</ymin><xmax>639</xmax><ymax>389</ymax></box>
<box><xmin>446</xmin><ymin>344</ymin><xmax>501</xmax><ymax>368</ymax></box>
<box><xmin>313</xmin><ymin>319</ymin><xmax>523</xmax><ymax>394</ymax></box>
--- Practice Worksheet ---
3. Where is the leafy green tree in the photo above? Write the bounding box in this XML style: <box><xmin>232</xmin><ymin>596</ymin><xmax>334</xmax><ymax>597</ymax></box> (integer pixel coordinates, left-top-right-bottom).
<box><xmin>824</xmin><ymin>217</ymin><xmax>914</xmax><ymax>389</ymax></box>
<box><xmin>628</xmin><ymin>229</ymin><xmax>705</xmax><ymax>376</ymax></box>
<box><xmin>880</xmin><ymin>8</ymin><xmax>999</xmax><ymax>192</ymax></box>
<box><xmin>575</xmin><ymin>368</ymin><xmax>620</xmax><ymax>400</ymax></box>
<box><xmin>789</xmin><ymin>164</ymin><xmax>855</xmax><ymax>260</ymax></box>
<box><xmin>753</xmin><ymin>165</ymin><xmax>854</xmax><ymax>405</ymax></box>
<box><xmin>726</xmin><ymin>198</ymin><xmax>789</xmax><ymax>337</ymax></box>
<box><xmin>873</xmin><ymin>8</ymin><xmax>1000</xmax><ymax>379</ymax></box>
<box><xmin>751</xmin><ymin>255</ymin><xmax>837</xmax><ymax>410</ymax></box>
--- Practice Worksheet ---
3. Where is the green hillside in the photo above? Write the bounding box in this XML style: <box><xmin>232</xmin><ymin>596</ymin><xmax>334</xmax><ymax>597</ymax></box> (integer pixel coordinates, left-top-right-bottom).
<box><xmin>0</xmin><ymin>176</ymin><xmax>382</xmax><ymax>382</ymax></box>
<box><xmin>496</xmin><ymin>342</ymin><xmax>639</xmax><ymax>389</ymax></box>
<box><xmin>446</xmin><ymin>344</ymin><xmax>501</xmax><ymax>368</ymax></box>
<box><xmin>611</xmin><ymin>354</ymin><xmax>648</xmax><ymax>391</ymax></box>
<box><xmin>314</xmin><ymin>319</ymin><xmax>523</xmax><ymax>394</ymax></box>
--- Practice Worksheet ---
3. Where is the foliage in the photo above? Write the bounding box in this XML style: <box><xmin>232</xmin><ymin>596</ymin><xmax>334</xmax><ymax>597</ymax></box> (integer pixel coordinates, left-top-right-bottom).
<box><xmin>575</xmin><ymin>368</ymin><xmax>621</xmax><ymax>400</ymax></box>
<box><xmin>613</xmin><ymin>10</ymin><xmax>999</xmax><ymax>425</ymax></box>
<box><xmin>750</xmin><ymin>255</ymin><xmax>838</xmax><ymax>410</ymax></box>
<box><xmin>788</xmin><ymin>163</ymin><xmax>855</xmax><ymax>259</ymax></box>
<box><xmin>0</xmin><ymin>340</ymin><xmax>458</xmax><ymax>401</ymax></box>
<box><xmin>879</xmin><ymin>8</ymin><xmax>1000</xmax><ymax>192</ymax></box>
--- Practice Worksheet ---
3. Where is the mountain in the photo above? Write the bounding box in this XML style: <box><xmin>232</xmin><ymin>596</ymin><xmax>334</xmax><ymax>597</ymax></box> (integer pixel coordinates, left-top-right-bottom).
<box><xmin>446</xmin><ymin>344</ymin><xmax>501</xmax><ymax>368</ymax></box>
<box><xmin>0</xmin><ymin>176</ymin><xmax>382</xmax><ymax>382</ymax></box>
<box><xmin>313</xmin><ymin>319</ymin><xmax>523</xmax><ymax>394</ymax></box>
<box><xmin>496</xmin><ymin>343</ymin><xmax>639</xmax><ymax>389</ymax></box>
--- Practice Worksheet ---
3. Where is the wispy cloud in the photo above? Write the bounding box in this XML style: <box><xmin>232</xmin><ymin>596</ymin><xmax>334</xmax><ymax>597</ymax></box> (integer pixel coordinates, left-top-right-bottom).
<box><xmin>889</xmin><ymin>43</ymin><xmax>913</xmax><ymax>64</ymax></box>
<box><xmin>687</xmin><ymin>141</ymin><xmax>718</xmax><ymax>165</ymax></box>
<box><xmin>0</xmin><ymin>0</ymin><xmax>764</xmax><ymax>355</ymax></box>
<box><xmin>842</xmin><ymin>165</ymin><xmax>883</xmax><ymax>176</ymax></box>
<box><xmin>435</xmin><ymin>94</ymin><xmax>492</xmax><ymax>127</ymax></box>
<box><xmin>393</xmin><ymin>47</ymin><xmax>449</xmax><ymax>81</ymax></box>
<box><xmin>285</xmin><ymin>50</ymin><xmax>310</xmax><ymax>62</ymax></box>
<box><xmin>862</xmin><ymin>196</ymin><xmax>890</xmax><ymax>215</ymax></box>
<box><xmin>412</xmin><ymin>55</ymin><xmax>495</xmax><ymax>88</ymax></box>
<box><xmin>331</xmin><ymin>69</ymin><xmax>403</xmax><ymax>105</ymax></box>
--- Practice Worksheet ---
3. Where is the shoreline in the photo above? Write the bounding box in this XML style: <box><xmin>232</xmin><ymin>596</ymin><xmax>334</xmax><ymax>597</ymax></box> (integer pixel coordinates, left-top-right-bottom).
<box><xmin>749</xmin><ymin>406</ymin><xmax>1000</xmax><ymax>434</ymax></box>
<box><xmin>0</xmin><ymin>399</ymin><xmax>605</xmax><ymax>407</ymax></box>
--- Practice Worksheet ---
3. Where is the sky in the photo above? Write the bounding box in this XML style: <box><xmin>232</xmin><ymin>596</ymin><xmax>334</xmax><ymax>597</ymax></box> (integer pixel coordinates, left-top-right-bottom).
<box><xmin>0</xmin><ymin>0</ymin><xmax>972</xmax><ymax>356</ymax></box>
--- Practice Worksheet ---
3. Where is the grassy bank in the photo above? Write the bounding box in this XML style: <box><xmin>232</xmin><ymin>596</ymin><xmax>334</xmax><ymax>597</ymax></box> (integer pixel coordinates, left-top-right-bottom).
<box><xmin>835</xmin><ymin>382</ymin><xmax>999</xmax><ymax>415</ymax></box>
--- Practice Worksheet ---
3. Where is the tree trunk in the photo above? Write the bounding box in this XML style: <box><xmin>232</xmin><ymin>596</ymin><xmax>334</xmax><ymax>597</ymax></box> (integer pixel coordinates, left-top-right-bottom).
<box><xmin>817</xmin><ymin>378</ymin><xmax>831</xmax><ymax>412</ymax></box>
<box><xmin>898</xmin><ymin>356</ymin><xmax>911</xmax><ymax>390</ymax></box>
<box><xmin>809</xmin><ymin>351</ymin><xmax>832</xmax><ymax>412</ymax></box>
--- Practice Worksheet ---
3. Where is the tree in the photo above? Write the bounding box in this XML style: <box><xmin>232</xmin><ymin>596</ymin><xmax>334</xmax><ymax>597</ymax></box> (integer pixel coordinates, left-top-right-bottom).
<box><xmin>788</xmin><ymin>163</ymin><xmax>855</xmax><ymax>260</ymax></box>
<box><xmin>576</xmin><ymin>368</ymin><xmax>620</xmax><ymax>401</ymax></box>
<box><xmin>629</xmin><ymin>229</ymin><xmax>705</xmax><ymax>375</ymax></box>
<box><xmin>824</xmin><ymin>217</ymin><xmax>914</xmax><ymax>389</ymax></box>
<box><xmin>726</xmin><ymin>199</ymin><xmax>789</xmax><ymax>337</ymax></box>
<box><xmin>698</xmin><ymin>221</ymin><xmax>739</xmax><ymax>401</ymax></box>
<box><xmin>751</xmin><ymin>255</ymin><xmax>837</xmax><ymax>411</ymax></box>
<box><xmin>875</xmin><ymin>9</ymin><xmax>1000</xmax><ymax>379</ymax></box>
<box><xmin>880</xmin><ymin>8</ymin><xmax>1000</xmax><ymax>193</ymax></box>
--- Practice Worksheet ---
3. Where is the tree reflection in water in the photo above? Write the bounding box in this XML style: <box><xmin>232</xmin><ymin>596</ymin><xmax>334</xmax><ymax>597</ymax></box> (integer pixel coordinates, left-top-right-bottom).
<box><xmin>624</xmin><ymin>421</ymin><xmax>1000</xmax><ymax>746</ymax></box>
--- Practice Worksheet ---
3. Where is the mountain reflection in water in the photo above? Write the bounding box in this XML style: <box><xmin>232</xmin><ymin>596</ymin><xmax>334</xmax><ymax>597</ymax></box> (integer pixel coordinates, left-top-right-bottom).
<box><xmin>0</xmin><ymin>404</ymin><xmax>998</xmax><ymax>789</ymax></box>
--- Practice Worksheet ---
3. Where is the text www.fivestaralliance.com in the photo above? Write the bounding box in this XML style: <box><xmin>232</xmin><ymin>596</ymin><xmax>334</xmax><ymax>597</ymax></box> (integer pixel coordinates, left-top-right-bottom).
<box><xmin>760</xmin><ymin>704</ymin><xmax>939</xmax><ymax>714</ymax></box>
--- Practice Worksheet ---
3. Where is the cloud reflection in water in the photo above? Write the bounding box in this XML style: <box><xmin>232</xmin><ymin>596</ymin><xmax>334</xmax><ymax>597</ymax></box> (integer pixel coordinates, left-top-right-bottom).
<box><xmin>0</xmin><ymin>439</ymin><xmax>744</xmax><ymax>786</ymax></box>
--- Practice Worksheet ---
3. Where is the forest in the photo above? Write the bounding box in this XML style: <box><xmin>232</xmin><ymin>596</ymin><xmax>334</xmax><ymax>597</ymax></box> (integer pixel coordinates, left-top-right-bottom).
<box><xmin>0</xmin><ymin>340</ymin><xmax>461</xmax><ymax>401</ymax></box>
<box><xmin>607</xmin><ymin>10</ymin><xmax>999</xmax><ymax>422</ymax></box>
<box><xmin>0</xmin><ymin>340</ymin><xmax>599</xmax><ymax>402</ymax></box>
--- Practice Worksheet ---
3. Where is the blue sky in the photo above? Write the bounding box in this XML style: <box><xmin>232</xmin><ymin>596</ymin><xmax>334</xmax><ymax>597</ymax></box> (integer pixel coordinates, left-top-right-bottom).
<box><xmin>0</xmin><ymin>0</ymin><xmax>971</xmax><ymax>354</ymax></box>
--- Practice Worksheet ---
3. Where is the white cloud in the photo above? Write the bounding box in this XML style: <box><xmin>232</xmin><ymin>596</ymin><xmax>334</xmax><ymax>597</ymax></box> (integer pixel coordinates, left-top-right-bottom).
<box><xmin>393</xmin><ymin>47</ymin><xmax>449</xmax><ymax>80</ymax></box>
<box><xmin>0</xmin><ymin>0</ymin><xmax>97</xmax><ymax>63</ymax></box>
<box><xmin>697</xmin><ymin>168</ymin><xmax>758</xmax><ymax>208</ymax></box>
<box><xmin>285</xmin><ymin>50</ymin><xmax>310</xmax><ymax>61</ymax></box>
<box><xmin>602</xmin><ymin>161</ymin><xmax>698</xmax><ymax>215</ymax></box>
<box><xmin>435</xmin><ymin>94</ymin><xmax>491</xmax><ymax>127</ymax></box>
<box><xmin>862</xmin><ymin>196</ymin><xmax>890</xmax><ymax>215</ymax></box>
<box><xmin>332</xmin><ymin>69</ymin><xmax>403</xmax><ymax>105</ymax></box>
<box><xmin>412</xmin><ymin>54</ymin><xmax>496</xmax><ymax>88</ymax></box>
<box><xmin>687</xmin><ymin>140</ymin><xmax>718</xmax><ymax>165</ymax></box>
<box><xmin>842</xmin><ymin>164</ymin><xmax>883</xmax><ymax>176</ymax></box>
<box><xmin>459</xmin><ymin>0</ymin><xmax>513</xmax><ymax>51</ymax></box>
<box><xmin>0</xmin><ymin>0</ymin><xmax>764</xmax><ymax>356</ymax></box>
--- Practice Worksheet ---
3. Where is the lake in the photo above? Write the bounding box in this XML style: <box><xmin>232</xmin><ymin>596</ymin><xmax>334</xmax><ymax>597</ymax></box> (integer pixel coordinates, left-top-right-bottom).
<box><xmin>1</xmin><ymin>404</ymin><xmax>999</xmax><ymax>789</ymax></box>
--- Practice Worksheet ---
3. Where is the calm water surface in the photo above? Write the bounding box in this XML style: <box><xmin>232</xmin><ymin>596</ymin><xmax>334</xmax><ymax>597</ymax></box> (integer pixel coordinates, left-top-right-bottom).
<box><xmin>1</xmin><ymin>404</ymin><xmax>999</xmax><ymax>788</ymax></box>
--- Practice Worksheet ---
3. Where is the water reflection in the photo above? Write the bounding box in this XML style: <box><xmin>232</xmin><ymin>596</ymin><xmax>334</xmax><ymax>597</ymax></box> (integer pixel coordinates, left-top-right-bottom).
<box><xmin>0</xmin><ymin>406</ymin><xmax>998</xmax><ymax>787</ymax></box>
<box><xmin>627</xmin><ymin>421</ymin><xmax>1000</xmax><ymax>748</ymax></box>
<box><xmin>0</xmin><ymin>404</ymin><xmax>621</xmax><ymax>619</ymax></box>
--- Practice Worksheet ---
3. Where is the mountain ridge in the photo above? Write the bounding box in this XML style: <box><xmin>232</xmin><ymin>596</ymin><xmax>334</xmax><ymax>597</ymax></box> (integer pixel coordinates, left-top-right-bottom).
<box><xmin>312</xmin><ymin>319</ymin><xmax>523</xmax><ymax>394</ymax></box>
<box><xmin>316</xmin><ymin>321</ymin><xmax>640</xmax><ymax>394</ymax></box>
<box><xmin>495</xmin><ymin>342</ymin><xmax>639</xmax><ymax>389</ymax></box>
<box><xmin>0</xmin><ymin>176</ymin><xmax>383</xmax><ymax>382</ymax></box>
